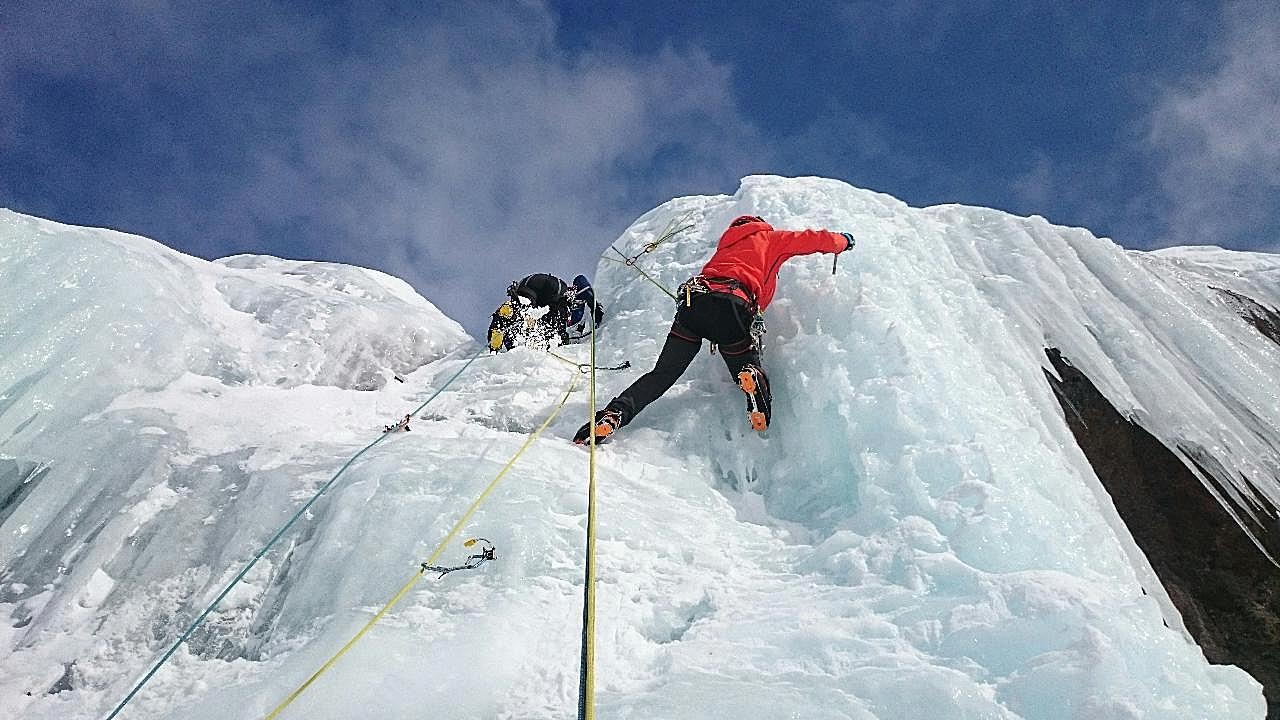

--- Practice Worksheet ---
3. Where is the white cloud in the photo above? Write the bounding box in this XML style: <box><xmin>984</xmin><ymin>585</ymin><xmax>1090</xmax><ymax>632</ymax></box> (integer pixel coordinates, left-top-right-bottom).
<box><xmin>1146</xmin><ymin>1</ymin><xmax>1280</xmax><ymax>249</ymax></box>
<box><xmin>226</xmin><ymin>5</ymin><xmax>767</xmax><ymax>333</ymax></box>
<box><xmin>1</xmin><ymin>2</ymin><xmax>765</xmax><ymax>333</ymax></box>
<box><xmin>1010</xmin><ymin>151</ymin><xmax>1056</xmax><ymax>212</ymax></box>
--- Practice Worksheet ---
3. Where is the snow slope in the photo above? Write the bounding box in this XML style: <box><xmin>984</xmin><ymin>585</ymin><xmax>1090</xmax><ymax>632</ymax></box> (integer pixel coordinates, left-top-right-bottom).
<box><xmin>1</xmin><ymin>177</ymin><xmax>1275</xmax><ymax>719</ymax></box>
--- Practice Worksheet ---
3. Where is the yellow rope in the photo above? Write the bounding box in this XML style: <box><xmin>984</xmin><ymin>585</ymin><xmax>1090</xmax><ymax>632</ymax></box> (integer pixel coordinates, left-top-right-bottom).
<box><xmin>606</xmin><ymin>246</ymin><xmax>677</xmax><ymax>300</ymax></box>
<box><xmin>264</xmin><ymin>371</ymin><xmax>579</xmax><ymax>720</ymax></box>
<box><xmin>577</xmin><ymin>303</ymin><xmax>600</xmax><ymax>720</ymax></box>
<box><xmin>643</xmin><ymin>211</ymin><xmax>695</xmax><ymax>253</ymax></box>
<box><xmin>547</xmin><ymin>350</ymin><xmax>580</xmax><ymax>369</ymax></box>
<box><xmin>267</xmin><ymin>214</ymin><xmax>686</xmax><ymax>718</ymax></box>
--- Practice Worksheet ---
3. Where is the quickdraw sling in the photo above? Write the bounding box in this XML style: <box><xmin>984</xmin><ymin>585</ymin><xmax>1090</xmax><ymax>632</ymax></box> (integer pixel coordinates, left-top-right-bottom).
<box><xmin>421</xmin><ymin>538</ymin><xmax>497</xmax><ymax>579</ymax></box>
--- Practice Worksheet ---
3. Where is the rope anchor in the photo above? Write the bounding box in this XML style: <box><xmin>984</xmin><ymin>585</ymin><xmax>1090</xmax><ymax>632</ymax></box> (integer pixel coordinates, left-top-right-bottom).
<box><xmin>421</xmin><ymin>538</ymin><xmax>496</xmax><ymax>579</ymax></box>
<box><xmin>547</xmin><ymin>352</ymin><xmax>632</xmax><ymax>375</ymax></box>
<box><xmin>383</xmin><ymin>414</ymin><xmax>412</xmax><ymax>433</ymax></box>
<box><xmin>575</xmin><ymin>360</ymin><xmax>630</xmax><ymax>374</ymax></box>
<box><xmin>620</xmin><ymin>210</ymin><xmax>696</xmax><ymax>265</ymax></box>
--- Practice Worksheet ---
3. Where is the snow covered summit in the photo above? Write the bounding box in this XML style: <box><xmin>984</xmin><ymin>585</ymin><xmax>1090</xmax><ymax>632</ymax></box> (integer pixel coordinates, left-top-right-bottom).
<box><xmin>2</xmin><ymin>176</ymin><xmax>1277</xmax><ymax>719</ymax></box>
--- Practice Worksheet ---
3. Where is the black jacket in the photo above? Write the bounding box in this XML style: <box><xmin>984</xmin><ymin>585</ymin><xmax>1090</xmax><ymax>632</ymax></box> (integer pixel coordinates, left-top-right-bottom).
<box><xmin>508</xmin><ymin>273</ymin><xmax>569</xmax><ymax>309</ymax></box>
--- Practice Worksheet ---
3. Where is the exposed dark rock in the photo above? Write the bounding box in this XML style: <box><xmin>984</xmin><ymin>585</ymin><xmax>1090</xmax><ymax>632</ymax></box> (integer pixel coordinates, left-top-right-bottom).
<box><xmin>1214</xmin><ymin>286</ymin><xmax>1280</xmax><ymax>349</ymax></box>
<box><xmin>1043</xmin><ymin>347</ymin><xmax>1280</xmax><ymax>718</ymax></box>
<box><xmin>47</xmin><ymin>661</ymin><xmax>75</xmax><ymax>695</ymax></box>
<box><xmin>0</xmin><ymin>458</ymin><xmax>51</xmax><ymax>530</ymax></box>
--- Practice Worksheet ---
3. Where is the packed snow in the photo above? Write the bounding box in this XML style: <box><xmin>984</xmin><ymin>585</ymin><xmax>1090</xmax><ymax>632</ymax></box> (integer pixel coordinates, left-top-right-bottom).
<box><xmin>1</xmin><ymin>176</ymin><xmax>1275</xmax><ymax>719</ymax></box>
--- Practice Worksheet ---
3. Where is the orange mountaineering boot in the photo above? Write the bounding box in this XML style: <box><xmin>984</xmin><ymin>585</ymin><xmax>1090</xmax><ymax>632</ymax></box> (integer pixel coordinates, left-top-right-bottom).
<box><xmin>736</xmin><ymin>364</ymin><xmax>772</xmax><ymax>432</ymax></box>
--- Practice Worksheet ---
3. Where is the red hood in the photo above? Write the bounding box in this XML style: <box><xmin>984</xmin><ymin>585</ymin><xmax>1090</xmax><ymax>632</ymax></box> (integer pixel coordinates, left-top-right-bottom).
<box><xmin>717</xmin><ymin>219</ymin><xmax>773</xmax><ymax>250</ymax></box>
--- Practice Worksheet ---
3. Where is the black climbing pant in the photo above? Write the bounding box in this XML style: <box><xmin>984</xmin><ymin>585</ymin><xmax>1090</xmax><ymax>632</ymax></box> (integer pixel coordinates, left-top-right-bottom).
<box><xmin>607</xmin><ymin>292</ymin><xmax>763</xmax><ymax>425</ymax></box>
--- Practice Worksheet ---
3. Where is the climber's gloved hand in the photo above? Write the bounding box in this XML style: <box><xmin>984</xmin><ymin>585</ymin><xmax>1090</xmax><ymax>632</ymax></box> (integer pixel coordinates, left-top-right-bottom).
<box><xmin>840</xmin><ymin>232</ymin><xmax>856</xmax><ymax>251</ymax></box>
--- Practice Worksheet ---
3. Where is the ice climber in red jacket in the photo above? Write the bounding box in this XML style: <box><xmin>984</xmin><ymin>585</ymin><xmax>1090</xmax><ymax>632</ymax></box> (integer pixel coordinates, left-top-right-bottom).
<box><xmin>574</xmin><ymin>215</ymin><xmax>855</xmax><ymax>444</ymax></box>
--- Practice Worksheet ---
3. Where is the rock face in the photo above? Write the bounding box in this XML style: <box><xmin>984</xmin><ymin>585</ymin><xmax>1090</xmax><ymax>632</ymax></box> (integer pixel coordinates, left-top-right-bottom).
<box><xmin>1214</xmin><ymin>287</ymin><xmax>1280</xmax><ymax>349</ymax></box>
<box><xmin>1043</xmin><ymin>346</ymin><xmax>1280</xmax><ymax>718</ymax></box>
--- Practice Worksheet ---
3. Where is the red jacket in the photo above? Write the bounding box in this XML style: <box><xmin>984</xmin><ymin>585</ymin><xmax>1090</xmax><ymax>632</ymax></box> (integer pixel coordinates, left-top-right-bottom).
<box><xmin>698</xmin><ymin>218</ymin><xmax>847</xmax><ymax>311</ymax></box>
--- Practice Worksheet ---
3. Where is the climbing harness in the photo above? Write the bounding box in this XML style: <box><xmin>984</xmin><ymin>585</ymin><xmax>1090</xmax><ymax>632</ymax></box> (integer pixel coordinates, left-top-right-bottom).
<box><xmin>103</xmin><ymin>346</ymin><xmax>485</xmax><ymax>720</ymax></box>
<box><xmin>676</xmin><ymin>275</ymin><xmax>768</xmax><ymax>355</ymax></box>
<box><xmin>264</xmin><ymin>370</ymin><xmax>579</xmax><ymax>720</ymax></box>
<box><xmin>421</xmin><ymin>538</ymin><xmax>496</xmax><ymax>579</ymax></box>
<box><xmin>676</xmin><ymin>275</ymin><xmax>758</xmax><ymax>314</ymax></box>
<box><xmin>383</xmin><ymin>414</ymin><xmax>412</xmax><ymax>433</ymax></box>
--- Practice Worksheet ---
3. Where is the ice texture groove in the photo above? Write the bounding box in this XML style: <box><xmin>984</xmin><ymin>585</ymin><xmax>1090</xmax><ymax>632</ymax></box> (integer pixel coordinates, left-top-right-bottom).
<box><xmin>0</xmin><ymin>176</ymin><xmax>1274</xmax><ymax>719</ymax></box>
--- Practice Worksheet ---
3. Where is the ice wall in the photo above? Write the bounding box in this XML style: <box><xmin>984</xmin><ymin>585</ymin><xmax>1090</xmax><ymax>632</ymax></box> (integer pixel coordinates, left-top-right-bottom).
<box><xmin>0</xmin><ymin>209</ymin><xmax>469</xmax><ymax>715</ymax></box>
<box><xmin>596</xmin><ymin>177</ymin><xmax>1280</xmax><ymax>554</ymax></box>
<box><xmin>2</xmin><ymin>177</ymin><xmax>1274</xmax><ymax>720</ymax></box>
<box><xmin>590</xmin><ymin>176</ymin><xmax>1276</xmax><ymax>716</ymax></box>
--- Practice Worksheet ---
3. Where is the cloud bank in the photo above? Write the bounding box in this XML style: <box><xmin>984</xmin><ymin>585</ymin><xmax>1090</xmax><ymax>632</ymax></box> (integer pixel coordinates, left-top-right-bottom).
<box><xmin>4</xmin><ymin>0</ymin><xmax>1277</xmax><ymax>336</ymax></box>
<box><xmin>1147</xmin><ymin>2</ymin><xmax>1280</xmax><ymax>251</ymax></box>
<box><xmin>1</xmin><ymin>2</ymin><xmax>765</xmax><ymax>334</ymax></box>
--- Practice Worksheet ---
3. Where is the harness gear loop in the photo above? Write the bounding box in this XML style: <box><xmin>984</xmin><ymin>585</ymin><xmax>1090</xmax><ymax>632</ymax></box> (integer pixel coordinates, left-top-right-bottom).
<box><xmin>676</xmin><ymin>275</ymin><xmax>759</xmax><ymax>315</ymax></box>
<box><xmin>421</xmin><ymin>538</ymin><xmax>496</xmax><ymax>578</ymax></box>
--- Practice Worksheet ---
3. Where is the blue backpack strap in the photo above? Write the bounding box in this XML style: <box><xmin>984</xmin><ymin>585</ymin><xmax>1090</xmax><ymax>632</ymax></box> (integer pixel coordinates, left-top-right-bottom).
<box><xmin>567</xmin><ymin>275</ymin><xmax>595</xmax><ymax>326</ymax></box>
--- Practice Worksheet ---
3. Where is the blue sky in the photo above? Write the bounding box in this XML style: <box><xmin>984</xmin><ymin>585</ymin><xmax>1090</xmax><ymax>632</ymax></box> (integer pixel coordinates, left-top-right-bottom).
<box><xmin>2</xmin><ymin>2</ymin><xmax>1277</xmax><ymax>336</ymax></box>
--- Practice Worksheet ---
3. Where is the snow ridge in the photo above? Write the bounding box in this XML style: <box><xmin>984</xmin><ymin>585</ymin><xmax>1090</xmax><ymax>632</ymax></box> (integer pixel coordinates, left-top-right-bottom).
<box><xmin>1</xmin><ymin>178</ymin><xmax>1274</xmax><ymax>719</ymax></box>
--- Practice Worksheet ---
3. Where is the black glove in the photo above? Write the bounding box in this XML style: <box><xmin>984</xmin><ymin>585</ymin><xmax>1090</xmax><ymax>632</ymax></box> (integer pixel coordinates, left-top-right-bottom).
<box><xmin>840</xmin><ymin>232</ymin><xmax>856</xmax><ymax>251</ymax></box>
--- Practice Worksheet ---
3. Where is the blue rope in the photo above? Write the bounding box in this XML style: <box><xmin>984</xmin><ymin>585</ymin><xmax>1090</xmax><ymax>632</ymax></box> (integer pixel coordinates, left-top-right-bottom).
<box><xmin>103</xmin><ymin>346</ymin><xmax>484</xmax><ymax>720</ymax></box>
